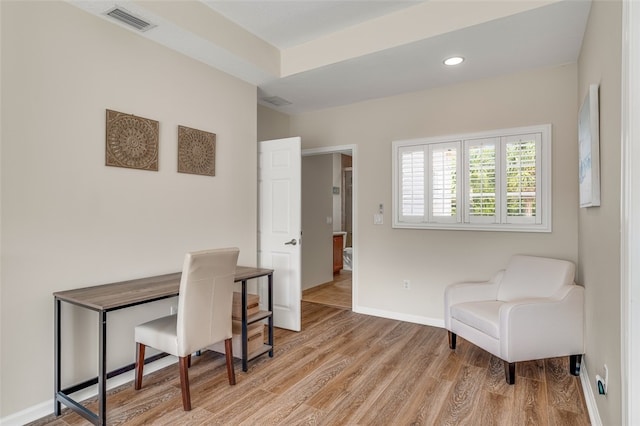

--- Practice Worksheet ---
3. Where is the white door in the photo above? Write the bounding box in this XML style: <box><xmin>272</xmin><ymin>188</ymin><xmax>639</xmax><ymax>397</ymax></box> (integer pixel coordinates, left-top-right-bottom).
<box><xmin>258</xmin><ymin>137</ymin><xmax>301</xmax><ymax>331</ymax></box>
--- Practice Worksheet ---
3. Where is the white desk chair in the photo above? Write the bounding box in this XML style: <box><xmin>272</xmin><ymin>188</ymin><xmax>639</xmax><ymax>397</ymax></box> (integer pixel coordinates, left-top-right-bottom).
<box><xmin>134</xmin><ymin>247</ymin><xmax>239</xmax><ymax>410</ymax></box>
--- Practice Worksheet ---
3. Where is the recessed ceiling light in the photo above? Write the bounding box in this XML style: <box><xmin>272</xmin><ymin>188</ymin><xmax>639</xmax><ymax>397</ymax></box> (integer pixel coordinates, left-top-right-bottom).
<box><xmin>444</xmin><ymin>56</ymin><xmax>464</xmax><ymax>66</ymax></box>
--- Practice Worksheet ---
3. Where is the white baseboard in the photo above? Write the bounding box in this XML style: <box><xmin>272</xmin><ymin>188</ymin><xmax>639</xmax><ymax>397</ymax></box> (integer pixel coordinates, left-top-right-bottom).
<box><xmin>353</xmin><ymin>305</ymin><xmax>444</xmax><ymax>328</ymax></box>
<box><xmin>580</xmin><ymin>359</ymin><xmax>602</xmax><ymax>426</ymax></box>
<box><xmin>0</xmin><ymin>356</ymin><xmax>177</xmax><ymax>426</ymax></box>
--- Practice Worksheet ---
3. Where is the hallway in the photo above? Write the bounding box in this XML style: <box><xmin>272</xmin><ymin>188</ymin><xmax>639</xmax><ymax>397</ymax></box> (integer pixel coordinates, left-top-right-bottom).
<box><xmin>301</xmin><ymin>271</ymin><xmax>352</xmax><ymax>310</ymax></box>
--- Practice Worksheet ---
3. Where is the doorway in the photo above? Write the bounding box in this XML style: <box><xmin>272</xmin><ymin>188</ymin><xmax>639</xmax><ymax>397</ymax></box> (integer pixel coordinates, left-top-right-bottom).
<box><xmin>300</xmin><ymin>145</ymin><xmax>357</xmax><ymax>311</ymax></box>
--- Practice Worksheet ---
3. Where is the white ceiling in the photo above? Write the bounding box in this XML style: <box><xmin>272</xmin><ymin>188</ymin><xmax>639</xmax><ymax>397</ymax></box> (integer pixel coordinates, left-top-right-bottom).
<box><xmin>202</xmin><ymin>1</ymin><xmax>424</xmax><ymax>49</ymax></box>
<box><xmin>71</xmin><ymin>0</ymin><xmax>591</xmax><ymax>115</ymax></box>
<box><xmin>253</xmin><ymin>1</ymin><xmax>591</xmax><ymax>114</ymax></box>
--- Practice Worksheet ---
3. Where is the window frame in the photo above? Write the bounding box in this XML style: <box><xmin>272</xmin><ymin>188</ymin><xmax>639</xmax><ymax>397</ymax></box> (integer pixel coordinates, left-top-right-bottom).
<box><xmin>392</xmin><ymin>124</ymin><xmax>552</xmax><ymax>232</ymax></box>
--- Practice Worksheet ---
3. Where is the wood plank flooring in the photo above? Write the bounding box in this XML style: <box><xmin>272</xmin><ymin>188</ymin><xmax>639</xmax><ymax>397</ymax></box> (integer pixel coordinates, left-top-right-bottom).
<box><xmin>301</xmin><ymin>271</ymin><xmax>352</xmax><ymax>309</ymax></box>
<box><xmin>31</xmin><ymin>300</ymin><xmax>590</xmax><ymax>425</ymax></box>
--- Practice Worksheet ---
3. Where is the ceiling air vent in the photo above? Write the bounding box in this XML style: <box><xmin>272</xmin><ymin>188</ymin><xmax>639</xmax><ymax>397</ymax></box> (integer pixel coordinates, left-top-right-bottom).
<box><xmin>105</xmin><ymin>7</ymin><xmax>156</xmax><ymax>32</ymax></box>
<box><xmin>261</xmin><ymin>96</ymin><xmax>292</xmax><ymax>107</ymax></box>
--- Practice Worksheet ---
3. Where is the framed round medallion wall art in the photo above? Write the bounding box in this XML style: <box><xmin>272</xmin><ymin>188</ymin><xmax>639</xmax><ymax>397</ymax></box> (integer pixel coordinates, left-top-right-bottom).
<box><xmin>105</xmin><ymin>109</ymin><xmax>159</xmax><ymax>171</ymax></box>
<box><xmin>177</xmin><ymin>125</ymin><xmax>216</xmax><ymax>177</ymax></box>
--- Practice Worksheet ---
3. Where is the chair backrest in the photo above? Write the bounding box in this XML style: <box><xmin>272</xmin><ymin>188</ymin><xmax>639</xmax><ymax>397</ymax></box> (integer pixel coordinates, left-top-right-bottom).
<box><xmin>176</xmin><ymin>247</ymin><xmax>239</xmax><ymax>355</ymax></box>
<box><xmin>497</xmin><ymin>255</ymin><xmax>575</xmax><ymax>301</ymax></box>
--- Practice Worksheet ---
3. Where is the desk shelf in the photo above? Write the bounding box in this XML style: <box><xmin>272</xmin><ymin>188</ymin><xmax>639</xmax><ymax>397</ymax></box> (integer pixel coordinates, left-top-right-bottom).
<box><xmin>239</xmin><ymin>310</ymin><xmax>273</xmax><ymax>366</ymax></box>
<box><xmin>247</xmin><ymin>310</ymin><xmax>272</xmax><ymax>324</ymax></box>
<box><xmin>245</xmin><ymin>311</ymin><xmax>272</xmax><ymax>362</ymax></box>
<box><xmin>248</xmin><ymin>344</ymin><xmax>273</xmax><ymax>361</ymax></box>
<box><xmin>237</xmin><ymin>270</ymin><xmax>274</xmax><ymax>372</ymax></box>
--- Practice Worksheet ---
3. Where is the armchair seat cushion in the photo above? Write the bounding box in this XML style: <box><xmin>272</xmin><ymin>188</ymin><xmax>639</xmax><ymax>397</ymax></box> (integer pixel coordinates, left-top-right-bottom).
<box><xmin>450</xmin><ymin>301</ymin><xmax>501</xmax><ymax>339</ymax></box>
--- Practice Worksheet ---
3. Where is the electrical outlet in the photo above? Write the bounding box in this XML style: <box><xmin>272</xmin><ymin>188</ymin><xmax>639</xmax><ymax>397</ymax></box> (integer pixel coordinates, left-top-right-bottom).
<box><xmin>596</xmin><ymin>364</ymin><xmax>609</xmax><ymax>395</ymax></box>
<box><xmin>403</xmin><ymin>280</ymin><xmax>410</xmax><ymax>290</ymax></box>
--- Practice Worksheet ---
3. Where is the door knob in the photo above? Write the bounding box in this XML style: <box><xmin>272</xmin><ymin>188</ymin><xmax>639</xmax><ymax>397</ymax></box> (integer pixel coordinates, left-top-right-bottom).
<box><xmin>284</xmin><ymin>239</ymin><xmax>297</xmax><ymax>246</ymax></box>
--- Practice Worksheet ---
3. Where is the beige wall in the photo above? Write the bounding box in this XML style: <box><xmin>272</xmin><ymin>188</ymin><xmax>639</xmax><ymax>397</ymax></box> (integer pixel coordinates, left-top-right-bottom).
<box><xmin>577</xmin><ymin>2</ymin><xmax>623</xmax><ymax>425</ymax></box>
<box><xmin>301</xmin><ymin>155</ymin><xmax>334</xmax><ymax>290</ymax></box>
<box><xmin>290</xmin><ymin>64</ymin><xmax>579</xmax><ymax>324</ymax></box>
<box><xmin>0</xmin><ymin>2</ymin><xmax>257</xmax><ymax>416</ymax></box>
<box><xmin>257</xmin><ymin>105</ymin><xmax>290</xmax><ymax>142</ymax></box>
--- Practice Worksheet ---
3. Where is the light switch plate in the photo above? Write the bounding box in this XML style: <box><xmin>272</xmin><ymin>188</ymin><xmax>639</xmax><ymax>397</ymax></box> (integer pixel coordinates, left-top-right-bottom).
<box><xmin>374</xmin><ymin>214</ymin><xmax>383</xmax><ymax>225</ymax></box>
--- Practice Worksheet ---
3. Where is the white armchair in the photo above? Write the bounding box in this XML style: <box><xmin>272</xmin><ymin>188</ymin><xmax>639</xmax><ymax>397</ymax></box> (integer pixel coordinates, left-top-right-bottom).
<box><xmin>444</xmin><ymin>255</ymin><xmax>584</xmax><ymax>384</ymax></box>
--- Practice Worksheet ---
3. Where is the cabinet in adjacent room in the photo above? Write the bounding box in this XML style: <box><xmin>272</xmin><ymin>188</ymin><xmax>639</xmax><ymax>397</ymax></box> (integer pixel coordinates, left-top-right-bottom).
<box><xmin>333</xmin><ymin>234</ymin><xmax>343</xmax><ymax>274</ymax></box>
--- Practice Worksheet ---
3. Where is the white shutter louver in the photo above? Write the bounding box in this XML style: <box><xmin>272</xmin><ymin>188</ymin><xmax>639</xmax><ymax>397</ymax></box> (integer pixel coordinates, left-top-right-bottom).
<box><xmin>430</xmin><ymin>143</ymin><xmax>458</xmax><ymax>222</ymax></box>
<box><xmin>400</xmin><ymin>148</ymin><xmax>425</xmax><ymax>219</ymax></box>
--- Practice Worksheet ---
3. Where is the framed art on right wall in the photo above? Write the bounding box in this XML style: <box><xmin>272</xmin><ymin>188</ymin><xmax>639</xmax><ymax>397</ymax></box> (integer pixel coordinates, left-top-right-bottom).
<box><xmin>578</xmin><ymin>84</ymin><xmax>601</xmax><ymax>208</ymax></box>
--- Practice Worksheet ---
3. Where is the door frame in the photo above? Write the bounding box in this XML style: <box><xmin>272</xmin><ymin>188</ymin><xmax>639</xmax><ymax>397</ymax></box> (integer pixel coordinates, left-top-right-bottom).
<box><xmin>621</xmin><ymin>1</ymin><xmax>639</xmax><ymax>423</ymax></box>
<box><xmin>302</xmin><ymin>144</ymin><xmax>358</xmax><ymax>310</ymax></box>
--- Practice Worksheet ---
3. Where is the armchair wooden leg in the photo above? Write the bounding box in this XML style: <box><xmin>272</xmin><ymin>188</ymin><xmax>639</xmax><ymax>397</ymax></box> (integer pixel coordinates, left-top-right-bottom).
<box><xmin>504</xmin><ymin>361</ymin><xmax>516</xmax><ymax>385</ymax></box>
<box><xmin>134</xmin><ymin>343</ymin><xmax>145</xmax><ymax>390</ymax></box>
<box><xmin>448</xmin><ymin>331</ymin><xmax>457</xmax><ymax>349</ymax></box>
<box><xmin>225</xmin><ymin>338</ymin><xmax>236</xmax><ymax>385</ymax></box>
<box><xmin>178</xmin><ymin>356</ymin><xmax>192</xmax><ymax>411</ymax></box>
<box><xmin>570</xmin><ymin>354</ymin><xmax>582</xmax><ymax>376</ymax></box>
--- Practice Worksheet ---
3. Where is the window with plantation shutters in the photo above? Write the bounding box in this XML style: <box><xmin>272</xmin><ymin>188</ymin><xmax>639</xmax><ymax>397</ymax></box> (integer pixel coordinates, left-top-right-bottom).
<box><xmin>392</xmin><ymin>125</ymin><xmax>551</xmax><ymax>232</ymax></box>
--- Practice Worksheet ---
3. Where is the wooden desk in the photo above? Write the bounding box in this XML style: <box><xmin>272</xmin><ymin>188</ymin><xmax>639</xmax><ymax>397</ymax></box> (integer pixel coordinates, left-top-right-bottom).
<box><xmin>53</xmin><ymin>266</ymin><xmax>273</xmax><ymax>425</ymax></box>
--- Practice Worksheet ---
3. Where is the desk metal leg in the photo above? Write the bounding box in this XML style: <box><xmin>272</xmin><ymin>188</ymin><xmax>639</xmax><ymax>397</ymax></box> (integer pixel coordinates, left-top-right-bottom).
<box><xmin>241</xmin><ymin>280</ymin><xmax>248</xmax><ymax>372</ymax></box>
<box><xmin>98</xmin><ymin>310</ymin><xmax>107</xmax><ymax>425</ymax></box>
<box><xmin>54</xmin><ymin>298</ymin><xmax>62</xmax><ymax>416</ymax></box>
<box><xmin>54</xmin><ymin>300</ymin><xmax>101</xmax><ymax>425</ymax></box>
<box><xmin>268</xmin><ymin>273</ymin><xmax>273</xmax><ymax>357</ymax></box>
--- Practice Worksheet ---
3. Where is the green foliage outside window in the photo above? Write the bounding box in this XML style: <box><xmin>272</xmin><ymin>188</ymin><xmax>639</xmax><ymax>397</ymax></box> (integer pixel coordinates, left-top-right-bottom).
<box><xmin>468</xmin><ymin>145</ymin><xmax>496</xmax><ymax>216</ymax></box>
<box><xmin>506</xmin><ymin>141</ymin><xmax>536</xmax><ymax>216</ymax></box>
<box><xmin>467</xmin><ymin>141</ymin><xmax>536</xmax><ymax>217</ymax></box>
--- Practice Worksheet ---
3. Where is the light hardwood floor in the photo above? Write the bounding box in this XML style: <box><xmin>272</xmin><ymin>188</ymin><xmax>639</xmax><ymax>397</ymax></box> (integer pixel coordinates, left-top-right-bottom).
<box><xmin>32</xmin><ymin>298</ymin><xmax>589</xmax><ymax>425</ymax></box>
<box><xmin>301</xmin><ymin>271</ymin><xmax>352</xmax><ymax>309</ymax></box>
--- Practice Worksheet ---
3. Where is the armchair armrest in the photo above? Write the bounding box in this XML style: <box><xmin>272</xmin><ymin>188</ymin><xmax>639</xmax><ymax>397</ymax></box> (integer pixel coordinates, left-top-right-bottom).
<box><xmin>499</xmin><ymin>284</ymin><xmax>584</xmax><ymax>362</ymax></box>
<box><xmin>444</xmin><ymin>270</ymin><xmax>503</xmax><ymax>329</ymax></box>
<box><xmin>445</xmin><ymin>270</ymin><xmax>503</xmax><ymax>305</ymax></box>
